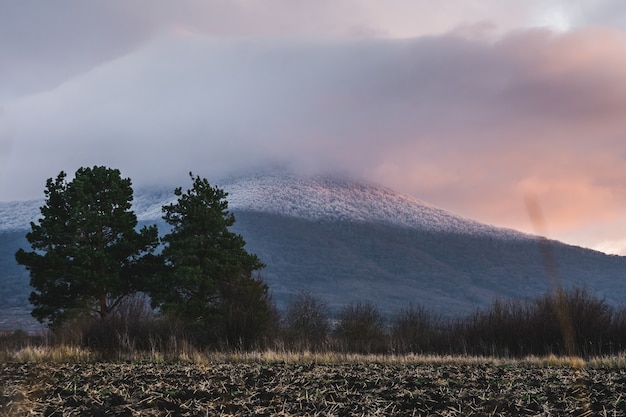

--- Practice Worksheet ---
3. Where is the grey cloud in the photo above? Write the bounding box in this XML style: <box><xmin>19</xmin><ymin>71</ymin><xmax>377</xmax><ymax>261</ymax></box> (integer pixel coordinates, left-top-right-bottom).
<box><xmin>0</xmin><ymin>30</ymin><xmax>622</xmax><ymax>185</ymax></box>
<box><xmin>7</xmin><ymin>0</ymin><xmax>611</xmax><ymax>100</ymax></box>
<box><xmin>0</xmin><ymin>35</ymin><xmax>509</xmax><ymax>193</ymax></box>
<box><xmin>0</xmin><ymin>0</ymin><xmax>374</xmax><ymax>100</ymax></box>
<box><xmin>0</xmin><ymin>2</ymin><xmax>157</xmax><ymax>99</ymax></box>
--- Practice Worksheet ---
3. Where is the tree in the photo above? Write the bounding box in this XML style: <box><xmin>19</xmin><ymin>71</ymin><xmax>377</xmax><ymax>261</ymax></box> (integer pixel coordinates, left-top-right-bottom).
<box><xmin>15</xmin><ymin>166</ymin><xmax>159</xmax><ymax>328</ymax></box>
<box><xmin>334</xmin><ymin>301</ymin><xmax>387</xmax><ymax>353</ymax></box>
<box><xmin>284</xmin><ymin>291</ymin><xmax>330</xmax><ymax>351</ymax></box>
<box><xmin>391</xmin><ymin>304</ymin><xmax>443</xmax><ymax>354</ymax></box>
<box><xmin>149</xmin><ymin>173</ymin><xmax>269</xmax><ymax>346</ymax></box>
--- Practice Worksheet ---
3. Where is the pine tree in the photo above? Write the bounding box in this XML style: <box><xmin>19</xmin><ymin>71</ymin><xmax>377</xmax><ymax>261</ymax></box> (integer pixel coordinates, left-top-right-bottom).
<box><xmin>150</xmin><ymin>173</ymin><xmax>270</xmax><ymax>346</ymax></box>
<box><xmin>15</xmin><ymin>166</ymin><xmax>159</xmax><ymax>327</ymax></box>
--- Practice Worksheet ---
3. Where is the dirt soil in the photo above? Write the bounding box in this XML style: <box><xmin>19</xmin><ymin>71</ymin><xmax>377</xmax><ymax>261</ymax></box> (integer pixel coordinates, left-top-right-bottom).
<box><xmin>2</xmin><ymin>361</ymin><xmax>626</xmax><ymax>416</ymax></box>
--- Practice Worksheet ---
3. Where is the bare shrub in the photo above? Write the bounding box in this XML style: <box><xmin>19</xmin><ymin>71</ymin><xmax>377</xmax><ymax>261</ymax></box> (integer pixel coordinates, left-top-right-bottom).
<box><xmin>457</xmin><ymin>298</ymin><xmax>534</xmax><ymax>357</ymax></box>
<box><xmin>531</xmin><ymin>288</ymin><xmax>614</xmax><ymax>357</ymax></box>
<box><xmin>283</xmin><ymin>291</ymin><xmax>330</xmax><ymax>352</ymax></box>
<box><xmin>333</xmin><ymin>301</ymin><xmax>387</xmax><ymax>354</ymax></box>
<box><xmin>50</xmin><ymin>294</ymin><xmax>178</xmax><ymax>358</ymax></box>
<box><xmin>391</xmin><ymin>304</ymin><xmax>445</xmax><ymax>354</ymax></box>
<box><xmin>454</xmin><ymin>287</ymin><xmax>623</xmax><ymax>357</ymax></box>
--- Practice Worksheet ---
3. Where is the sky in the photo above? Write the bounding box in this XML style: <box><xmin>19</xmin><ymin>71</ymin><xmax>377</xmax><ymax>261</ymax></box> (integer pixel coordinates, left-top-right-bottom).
<box><xmin>2</xmin><ymin>1</ymin><xmax>626</xmax><ymax>254</ymax></box>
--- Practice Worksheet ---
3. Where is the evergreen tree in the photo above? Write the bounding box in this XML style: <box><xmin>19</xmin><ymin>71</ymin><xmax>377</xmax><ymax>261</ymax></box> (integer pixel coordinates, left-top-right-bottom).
<box><xmin>150</xmin><ymin>173</ymin><xmax>269</xmax><ymax>346</ymax></box>
<box><xmin>15</xmin><ymin>166</ymin><xmax>159</xmax><ymax>328</ymax></box>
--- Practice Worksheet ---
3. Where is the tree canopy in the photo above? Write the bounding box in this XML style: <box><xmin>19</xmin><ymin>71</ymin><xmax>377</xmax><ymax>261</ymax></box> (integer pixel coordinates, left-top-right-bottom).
<box><xmin>148</xmin><ymin>173</ymin><xmax>271</xmax><ymax>346</ymax></box>
<box><xmin>15</xmin><ymin>166</ymin><xmax>159</xmax><ymax>327</ymax></box>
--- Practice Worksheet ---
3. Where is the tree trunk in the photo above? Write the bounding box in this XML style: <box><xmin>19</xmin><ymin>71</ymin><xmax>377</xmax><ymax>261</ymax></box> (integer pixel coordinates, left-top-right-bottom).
<box><xmin>99</xmin><ymin>291</ymin><xmax>108</xmax><ymax>320</ymax></box>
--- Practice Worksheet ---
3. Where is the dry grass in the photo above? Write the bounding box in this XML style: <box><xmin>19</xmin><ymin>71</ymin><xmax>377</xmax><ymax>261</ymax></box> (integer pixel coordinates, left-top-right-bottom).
<box><xmin>3</xmin><ymin>343</ymin><xmax>626</xmax><ymax>369</ymax></box>
<box><xmin>5</xmin><ymin>345</ymin><xmax>94</xmax><ymax>363</ymax></box>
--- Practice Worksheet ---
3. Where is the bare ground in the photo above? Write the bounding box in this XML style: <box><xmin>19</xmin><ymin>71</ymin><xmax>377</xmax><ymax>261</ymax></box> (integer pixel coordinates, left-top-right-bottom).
<box><xmin>2</xmin><ymin>361</ymin><xmax>626</xmax><ymax>416</ymax></box>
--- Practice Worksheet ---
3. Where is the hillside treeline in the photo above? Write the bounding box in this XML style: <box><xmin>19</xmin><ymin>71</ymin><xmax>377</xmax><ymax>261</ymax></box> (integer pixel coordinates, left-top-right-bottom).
<box><xmin>4</xmin><ymin>287</ymin><xmax>626</xmax><ymax>359</ymax></box>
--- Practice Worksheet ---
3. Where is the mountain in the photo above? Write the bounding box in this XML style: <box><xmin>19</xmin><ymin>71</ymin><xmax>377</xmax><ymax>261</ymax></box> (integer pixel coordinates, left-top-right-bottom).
<box><xmin>2</xmin><ymin>172</ymin><xmax>626</xmax><ymax>331</ymax></box>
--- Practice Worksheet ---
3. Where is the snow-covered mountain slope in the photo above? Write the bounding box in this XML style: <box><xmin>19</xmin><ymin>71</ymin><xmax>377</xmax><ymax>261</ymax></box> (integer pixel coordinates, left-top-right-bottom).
<box><xmin>0</xmin><ymin>172</ymin><xmax>526</xmax><ymax>240</ymax></box>
<box><xmin>221</xmin><ymin>173</ymin><xmax>528</xmax><ymax>238</ymax></box>
<box><xmin>0</xmin><ymin>200</ymin><xmax>42</xmax><ymax>231</ymax></box>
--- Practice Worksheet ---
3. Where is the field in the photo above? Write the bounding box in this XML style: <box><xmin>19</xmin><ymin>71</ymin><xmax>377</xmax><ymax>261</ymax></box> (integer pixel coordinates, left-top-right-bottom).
<box><xmin>2</xmin><ymin>352</ymin><xmax>626</xmax><ymax>416</ymax></box>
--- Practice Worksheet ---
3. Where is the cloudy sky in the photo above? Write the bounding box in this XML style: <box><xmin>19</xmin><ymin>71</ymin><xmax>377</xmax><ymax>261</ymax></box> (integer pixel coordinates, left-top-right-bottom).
<box><xmin>2</xmin><ymin>1</ymin><xmax>626</xmax><ymax>254</ymax></box>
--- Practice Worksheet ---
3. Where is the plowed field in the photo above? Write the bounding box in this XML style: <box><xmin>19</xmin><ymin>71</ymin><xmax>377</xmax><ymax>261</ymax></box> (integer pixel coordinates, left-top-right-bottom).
<box><xmin>2</xmin><ymin>361</ymin><xmax>626</xmax><ymax>416</ymax></box>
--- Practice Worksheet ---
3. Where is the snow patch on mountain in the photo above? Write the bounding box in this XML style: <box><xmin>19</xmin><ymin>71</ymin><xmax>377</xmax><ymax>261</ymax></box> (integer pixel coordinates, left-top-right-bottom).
<box><xmin>221</xmin><ymin>173</ymin><xmax>526</xmax><ymax>238</ymax></box>
<box><xmin>0</xmin><ymin>172</ymin><xmax>527</xmax><ymax>239</ymax></box>
<box><xmin>0</xmin><ymin>200</ymin><xmax>42</xmax><ymax>231</ymax></box>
